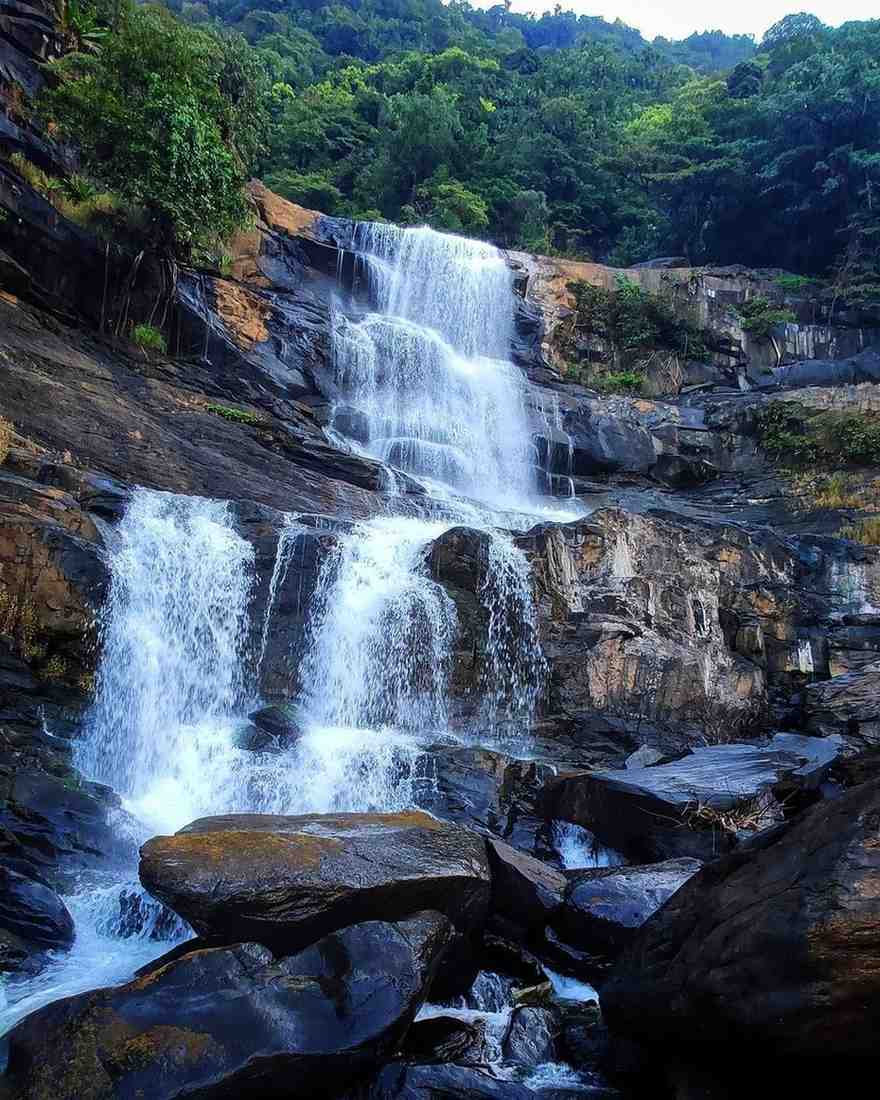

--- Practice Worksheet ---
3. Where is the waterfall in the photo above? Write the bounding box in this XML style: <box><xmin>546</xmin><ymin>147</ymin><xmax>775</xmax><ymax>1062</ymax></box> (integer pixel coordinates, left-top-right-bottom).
<box><xmin>332</xmin><ymin>224</ymin><xmax>536</xmax><ymax>508</ymax></box>
<box><xmin>300</xmin><ymin>515</ymin><xmax>457</xmax><ymax>733</ymax></box>
<box><xmin>79</xmin><ymin>490</ymin><xmax>255</xmax><ymax>831</ymax></box>
<box><xmin>1</xmin><ymin>224</ymin><xmax>554</xmax><ymax>1035</ymax></box>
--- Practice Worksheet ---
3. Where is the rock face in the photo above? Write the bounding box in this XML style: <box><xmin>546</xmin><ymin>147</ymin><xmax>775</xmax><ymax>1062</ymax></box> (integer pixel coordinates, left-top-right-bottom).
<box><xmin>0</xmin><ymin>865</ymin><xmax>73</xmax><ymax>970</ymax></box>
<box><xmin>139</xmin><ymin>811</ymin><xmax>490</xmax><ymax>953</ymax></box>
<box><xmin>5</xmin><ymin>913</ymin><xmax>452</xmax><ymax>1099</ymax></box>
<box><xmin>545</xmin><ymin>734</ymin><xmax>842</xmax><ymax>861</ymax></box>
<box><xmin>549</xmin><ymin>858</ymin><xmax>701</xmax><ymax>967</ymax></box>
<box><xmin>806</xmin><ymin>659</ymin><xmax>880</xmax><ymax>748</ymax></box>
<box><xmin>601</xmin><ymin>779</ymin><xmax>880</xmax><ymax>1055</ymax></box>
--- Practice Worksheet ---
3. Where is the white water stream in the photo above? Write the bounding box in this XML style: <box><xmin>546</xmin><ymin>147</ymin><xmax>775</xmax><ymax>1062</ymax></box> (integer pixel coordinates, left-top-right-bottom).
<box><xmin>0</xmin><ymin>225</ymin><xmax>584</xmax><ymax>1050</ymax></box>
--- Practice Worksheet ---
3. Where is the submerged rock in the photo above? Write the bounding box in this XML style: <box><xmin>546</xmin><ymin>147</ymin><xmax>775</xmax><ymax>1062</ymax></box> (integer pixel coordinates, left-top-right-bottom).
<box><xmin>546</xmin><ymin>734</ymin><xmax>843</xmax><ymax>861</ymax></box>
<box><xmin>601</xmin><ymin>778</ymin><xmax>880</xmax><ymax>1056</ymax></box>
<box><xmin>139</xmin><ymin>810</ymin><xmax>490</xmax><ymax>953</ymax></box>
<box><xmin>5</xmin><ymin>913</ymin><xmax>452</xmax><ymax>1099</ymax></box>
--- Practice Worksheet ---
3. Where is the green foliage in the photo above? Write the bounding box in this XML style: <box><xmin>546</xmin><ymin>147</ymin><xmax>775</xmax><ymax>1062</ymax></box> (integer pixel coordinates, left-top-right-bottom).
<box><xmin>757</xmin><ymin>402</ymin><xmax>880</xmax><ymax>467</ymax></box>
<box><xmin>131</xmin><ymin>323</ymin><xmax>167</xmax><ymax>354</ymax></box>
<box><xmin>587</xmin><ymin>369</ymin><xmax>646</xmax><ymax>395</ymax></box>
<box><xmin>774</xmin><ymin>273</ymin><xmax>821</xmax><ymax>292</ymax></box>
<box><xmin>206</xmin><ymin>403</ymin><xmax>262</xmax><ymax>425</ymax></box>
<box><xmin>735</xmin><ymin>296</ymin><xmax>797</xmax><ymax>337</ymax></box>
<box><xmin>839</xmin><ymin>517</ymin><xmax>880</xmax><ymax>546</ymax></box>
<box><xmin>564</xmin><ymin>275</ymin><xmax>710</xmax><ymax>364</ymax></box>
<box><xmin>42</xmin><ymin>2</ymin><xmax>270</xmax><ymax>256</ymax></box>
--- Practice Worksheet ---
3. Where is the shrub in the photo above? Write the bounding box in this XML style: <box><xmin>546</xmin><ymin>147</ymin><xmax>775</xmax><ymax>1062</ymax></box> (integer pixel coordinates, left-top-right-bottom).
<box><xmin>42</xmin><ymin>2</ymin><xmax>271</xmax><ymax>256</ymax></box>
<box><xmin>757</xmin><ymin>403</ymin><xmax>880</xmax><ymax>467</ymax></box>
<box><xmin>131</xmin><ymin>323</ymin><xmax>167</xmax><ymax>354</ymax></box>
<box><xmin>588</xmin><ymin>368</ymin><xmax>646</xmax><ymax>395</ymax></box>
<box><xmin>560</xmin><ymin>275</ymin><xmax>710</xmax><ymax>374</ymax></box>
<box><xmin>736</xmin><ymin>295</ymin><xmax>797</xmax><ymax>337</ymax></box>
<box><xmin>206</xmin><ymin>403</ymin><xmax>262</xmax><ymax>425</ymax></box>
<box><xmin>839</xmin><ymin>517</ymin><xmax>880</xmax><ymax>546</ymax></box>
<box><xmin>774</xmin><ymin>273</ymin><xmax>822</xmax><ymax>293</ymax></box>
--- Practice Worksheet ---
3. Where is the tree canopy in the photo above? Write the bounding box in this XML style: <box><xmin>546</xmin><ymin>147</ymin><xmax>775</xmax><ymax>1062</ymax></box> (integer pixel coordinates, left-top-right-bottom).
<box><xmin>36</xmin><ymin>1</ymin><xmax>880</xmax><ymax>281</ymax></box>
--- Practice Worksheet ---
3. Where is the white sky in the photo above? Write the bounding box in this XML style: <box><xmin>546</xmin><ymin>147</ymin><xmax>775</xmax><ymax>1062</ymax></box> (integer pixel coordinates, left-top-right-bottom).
<box><xmin>473</xmin><ymin>2</ymin><xmax>877</xmax><ymax>43</ymax></box>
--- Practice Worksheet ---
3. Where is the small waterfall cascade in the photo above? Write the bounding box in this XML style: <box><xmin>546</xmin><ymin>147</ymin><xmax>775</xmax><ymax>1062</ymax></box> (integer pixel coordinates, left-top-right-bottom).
<box><xmin>300</xmin><ymin>515</ymin><xmax>457</xmax><ymax>733</ymax></box>
<box><xmin>332</xmin><ymin>224</ymin><xmax>536</xmax><ymax>508</ymax></box>
<box><xmin>79</xmin><ymin>490</ymin><xmax>255</xmax><ymax>831</ymax></box>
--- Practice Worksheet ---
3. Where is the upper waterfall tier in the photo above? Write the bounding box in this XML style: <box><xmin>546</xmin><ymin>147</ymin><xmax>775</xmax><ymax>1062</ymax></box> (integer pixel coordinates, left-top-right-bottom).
<box><xmin>333</xmin><ymin>224</ymin><xmax>536</xmax><ymax>509</ymax></box>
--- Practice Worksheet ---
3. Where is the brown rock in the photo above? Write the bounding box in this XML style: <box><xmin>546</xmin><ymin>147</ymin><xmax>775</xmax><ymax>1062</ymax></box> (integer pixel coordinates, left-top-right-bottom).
<box><xmin>139</xmin><ymin>811</ymin><xmax>490</xmax><ymax>953</ymax></box>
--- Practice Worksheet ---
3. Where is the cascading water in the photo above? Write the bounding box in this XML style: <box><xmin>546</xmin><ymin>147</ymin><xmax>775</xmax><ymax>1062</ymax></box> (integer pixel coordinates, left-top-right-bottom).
<box><xmin>80</xmin><ymin>491</ymin><xmax>255</xmax><ymax>829</ymax></box>
<box><xmin>1</xmin><ymin>223</ymin><xmax>566</xmax><ymax>1038</ymax></box>
<box><xmin>333</xmin><ymin>224</ymin><xmax>536</xmax><ymax>508</ymax></box>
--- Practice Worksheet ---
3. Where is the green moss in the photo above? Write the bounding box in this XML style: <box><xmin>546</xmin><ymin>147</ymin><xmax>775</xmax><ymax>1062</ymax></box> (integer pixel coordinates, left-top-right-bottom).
<box><xmin>205</xmin><ymin>404</ymin><xmax>262</xmax><ymax>426</ymax></box>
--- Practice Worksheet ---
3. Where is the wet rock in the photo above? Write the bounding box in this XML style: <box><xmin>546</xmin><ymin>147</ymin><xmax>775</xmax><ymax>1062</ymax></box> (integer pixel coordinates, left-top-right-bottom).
<box><xmin>139</xmin><ymin>810</ymin><xmax>490</xmax><ymax>953</ymax></box>
<box><xmin>241</xmin><ymin>704</ymin><xmax>306</xmax><ymax>751</ymax></box>
<box><xmin>549</xmin><ymin>859</ymin><xmax>701</xmax><ymax>968</ymax></box>
<box><xmin>485</xmin><ymin>836</ymin><xmax>566</xmax><ymax>947</ymax></box>
<box><xmin>417</xmin><ymin>744</ymin><xmax>553</xmax><ymax>856</ymax></box>
<box><xmin>353</xmin><ymin>1063</ymin><xmax>536</xmax><ymax>1100</ymax></box>
<box><xmin>0</xmin><ymin>766</ymin><xmax>127</xmax><ymax>880</ymax></box>
<box><xmin>114</xmin><ymin>888</ymin><xmax>187</xmax><ymax>942</ymax></box>
<box><xmin>601</xmin><ymin>779</ymin><xmax>880</xmax><ymax>1056</ymax></box>
<box><xmin>546</xmin><ymin>734</ymin><xmax>843</xmax><ymax>862</ymax></box>
<box><xmin>0</xmin><ymin>865</ymin><xmax>73</xmax><ymax>965</ymax></box>
<box><xmin>806</xmin><ymin>660</ymin><xmax>880</xmax><ymax>749</ymax></box>
<box><xmin>400</xmin><ymin>1014</ymin><xmax>490</xmax><ymax>1066</ymax></box>
<box><xmin>502</xmin><ymin>1005</ymin><xmax>558</xmax><ymax>1065</ymax></box>
<box><xmin>624</xmin><ymin>745</ymin><xmax>665</xmax><ymax>769</ymax></box>
<box><xmin>5</xmin><ymin>912</ymin><xmax>452</xmax><ymax>1099</ymax></box>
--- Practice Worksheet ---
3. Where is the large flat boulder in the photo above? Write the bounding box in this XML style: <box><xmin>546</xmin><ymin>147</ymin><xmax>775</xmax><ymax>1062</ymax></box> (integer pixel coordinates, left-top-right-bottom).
<box><xmin>601</xmin><ymin>779</ymin><xmax>880</xmax><ymax>1056</ymax></box>
<box><xmin>6</xmin><ymin>912</ymin><xmax>451</xmax><ymax>1099</ymax></box>
<box><xmin>139</xmin><ymin>811</ymin><xmax>490</xmax><ymax>952</ymax></box>
<box><xmin>546</xmin><ymin>734</ymin><xmax>842</xmax><ymax>861</ymax></box>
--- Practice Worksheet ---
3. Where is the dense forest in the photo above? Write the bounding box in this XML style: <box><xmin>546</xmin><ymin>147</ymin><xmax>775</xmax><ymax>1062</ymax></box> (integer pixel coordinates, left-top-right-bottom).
<box><xmin>29</xmin><ymin>2</ymin><xmax>880</xmax><ymax>286</ymax></box>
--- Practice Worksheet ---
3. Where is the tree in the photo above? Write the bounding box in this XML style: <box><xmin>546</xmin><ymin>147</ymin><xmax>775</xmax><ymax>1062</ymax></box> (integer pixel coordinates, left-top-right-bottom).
<box><xmin>43</xmin><ymin>2</ymin><xmax>270</xmax><ymax>255</ymax></box>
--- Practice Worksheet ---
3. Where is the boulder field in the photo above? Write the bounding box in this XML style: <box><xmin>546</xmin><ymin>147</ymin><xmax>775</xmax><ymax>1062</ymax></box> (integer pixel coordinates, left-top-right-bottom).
<box><xmin>6</xmin><ymin>790</ymin><xmax>880</xmax><ymax>1098</ymax></box>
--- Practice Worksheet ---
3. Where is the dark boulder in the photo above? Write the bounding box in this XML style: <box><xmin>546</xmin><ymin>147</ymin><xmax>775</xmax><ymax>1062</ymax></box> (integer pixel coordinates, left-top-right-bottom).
<box><xmin>502</xmin><ymin>1005</ymin><xmax>558</xmax><ymax>1066</ymax></box>
<box><xmin>237</xmin><ymin>704</ymin><xmax>307</xmax><ymax>753</ymax></box>
<box><xmin>352</xmin><ymin>1064</ymin><xmax>536</xmax><ymax>1100</ymax></box>
<box><xmin>400</xmin><ymin>1014</ymin><xmax>490</xmax><ymax>1066</ymax></box>
<box><xmin>806</xmin><ymin>660</ymin><xmax>880</xmax><ymax>749</ymax></box>
<box><xmin>5</xmin><ymin>912</ymin><xmax>452</xmax><ymax>1099</ymax></box>
<box><xmin>546</xmin><ymin>734</ymin><xmax>842</xmax><ymax>862</ymax></box>
<box><xmin>0</xmin><ymin>865</ymin><xmax>73</xmax><ymax>967</ymax></box>
<box><xmin>249</xmin><ymin>703</ymin><xmax>306</xmax><ymax>742</ymax></box>
<box><xmin>601</xmin><ymin>779</ymin><xmax>880</xmax><ymax>1056</ymax></box>
<box><xmin>549</xmin><ymin>859</ymin><xmax>701</xmax><ymax>968</ymax></box>
<box><xmin>139</xmin><ymin>810</ymin><xmax>490</xmax><ymax>953</ymax></box>
<box><xmin>418</xmin><ymin>745</ymin><xmax>553</xmax><ymax>857</ymax></box>
<box><xmin>485</xmin><ymin>836</ymin><xmax>566</xmax><ymax>947</ymax></box>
